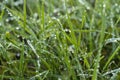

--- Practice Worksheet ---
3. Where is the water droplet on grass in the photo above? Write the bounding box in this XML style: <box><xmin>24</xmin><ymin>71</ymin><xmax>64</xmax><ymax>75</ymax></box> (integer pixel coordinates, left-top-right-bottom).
<box><xmin>6</xmin><ymin>18</ymin><xmax>9</xmax><ymax>22</ymax></box>
<box><xmin>78</xmin><ymin>0</ymin><xmax>85</xmax><ymax>5</ymax></box>
<box><xmin>5</xmin><ymin>0</ymin><xmax>8</xmax><ymax>2</ymax></box>
<box><xmin>87</xmin><ymin>7</ymin><xmax>90</xmax><ymax>10</ymax></box>
<box><xmin>16</xmin><ymin>53</ymin><xmax>20</xmax><ymax>60</ymax></box>
<box><xmin>103</xmin><ymin>4</ymin><xmax>106</xmax><ymax>8</ymax></box>
<box><xmin>105</xmin><ymin>38</ymin><xmax>120</xmax><ymax>45</ymax></box>
<box><xmin>0</xmin><ymin>23</ymin><xmax>2</xmax><ymax>26</ymax></box>
<box><xmin>115</xmin><ymin>3</ymin><xmax>118</xmax><ymax>6</ymax></box>
<box><xmin>16</xmin><ymin>27</ymin><xmax>20</xmax><ymax>30</ymax></box>
<box><xmin>6</xmin><ymin>9</ymin><xmax>13</xmax><ymax>17</ymax></box>
<box><xmin>14</xmin><ymin>0</ymin><xmax>23</xmax><ymax>6</ymax></box>
<box><xmin>64</xmin><ymin>28</ymin><xmax>71</xmax><ymax>34</ymax></box>
<box><xmin>58</xmin><ymin>78</ymin><xmax>62</xmax><ymax>80</ymax></box>
<box><xmin>33</xmin><ymin>13</ymin><xmax>38</xmax><ymax>19</ymax></box>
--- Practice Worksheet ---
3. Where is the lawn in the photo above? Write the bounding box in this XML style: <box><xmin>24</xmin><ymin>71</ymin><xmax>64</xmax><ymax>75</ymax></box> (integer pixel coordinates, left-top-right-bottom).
<box><xmin>0</xmin><ymin>0</ymin><xmax>120</xmax><ymax>80</ymax></box>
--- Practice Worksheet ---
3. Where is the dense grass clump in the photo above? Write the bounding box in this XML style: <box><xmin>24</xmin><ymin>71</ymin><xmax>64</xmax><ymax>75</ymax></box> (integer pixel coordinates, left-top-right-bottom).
<box><xmin>0</xmin><ymin>0</ymin><xmax>120</xmax><ymax>80</ymax></box>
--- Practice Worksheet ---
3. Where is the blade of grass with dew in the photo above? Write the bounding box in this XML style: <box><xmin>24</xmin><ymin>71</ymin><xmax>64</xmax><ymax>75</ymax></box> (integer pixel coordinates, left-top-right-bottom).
<box><xmin>0</xmin><ymin>9</ymin><xmax>4</xmax><ymax>20</ymax></box>
<box><xmin>23</xmin><ymin>0</ymin><xmax>37</xmax><ymax>39</ymax></box>
<box><xmin>89</xmin><ymin>14</ymin><xmax>94</xmax><ymax>52</ymax></box>
<box><xmin>110</xmin><ymin>8</ymin><xmax>117</xmax><ymax>54</ymax></box>
<box><xmin>92</xmin><ymin>1</ymin><xmax>107</xmax><ymax>80</ymax></box>
<box><xmin>27</xmin><ymin>41</ymin><xmax>51</xmax><ymax>73</ymax></box>
<box><xmin>64</xmin><ymin>1</ymin><xmax>77</xmax><ymax>46</ymax></box>
<box><xmin>30</xmin><ymin>70</ymin><xmax>49</xmax><ymax>80</ymax></box>
<box><xmin>41</xmin><ymin>0</ymin><xmax>45</xmax><ymax>31</ymax></box>
<box><xmin>56</xmin><ymin>16</ymin><xmax>77</xmax><ymax>79</ymax></box>
<box><xmin>19</xmin><ymin>42</ymin><xmax>25</xmax><ymax>80</ymax></box>
<box><xmin>64</xmin><ymin>1</ymin><xmax>87</xmax><ymax>79</ymax></box>
<box><xmin>0</xmin><ymin>43</ymin><xmax>10</xmax><ymax>62</ymax></box>
<box><xmin>103</xmin><ymin>45</ymin><xmax>120</xmax><ymax>70</ymax></box>
<box><xmin>103</xmin><ymin>68</ymin><xmax>120</xmax><ymax>76</ymax></box>
<box><xmin>23</xmin><ymin>0</ymin><xmax>26</xmax><ymax>29</ymax></box>
<box><xmin>18</xmin><ymin>1</ymin><xmax>26</xmax><ymax>79</ymax></box>
<box><xmin>36</xmin><ymin>0</ymin><xmax>45</xmax><ymax>39</ymax></box>
<box><xmin>27</xmin><ymin>40</ymin><xmax>40</xmax><ymax>70</ymax></box>
<box><xmin>6</xmin><ymin>7</ymin><xmax>38</xmax><ymax>40</ymax></box>
<box><xmin>62</xmin><ymin>30</ymin><xmax>77</xmax><ymax>79</ymax></box>
<box><xmin>76</xmin><ymin>10</ymin><xmax>89</xmax><ymax>79</ymax></box>
<box><xmin>79</xmin><ymin>10</ymin><xmax>91</xmax><ymax>69</ymax></box>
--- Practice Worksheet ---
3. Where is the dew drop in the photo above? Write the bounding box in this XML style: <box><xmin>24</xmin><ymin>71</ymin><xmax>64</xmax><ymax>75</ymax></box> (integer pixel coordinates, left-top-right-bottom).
<box><xmin>78</xmin><ymin>0</ymin><xmax>85</xmax><ymax>5</ymax></box>
<box><xmin>33</xmin><ymin>13</ymin><xmax>38</xmax><ymax>19</ymax></box>
<box><xmin>8</xmin><ymin>12</ymin><xmax>13</xmax><ymax>17</ymax></box>
<box><xmin>5</xmin><ymin>0</ymin><xmax>8</xmax><ymax>1</ymax></box>
<box><xmin>58</xmin><ymin>78</ymin><xmax>62</xmax><ymax>80</ymax></box>
<box><xmin>6</xmin><ymin>9</ymin><xmax>13</xmax><ymax>17</ymax></box>
<box><xmin>16</xmin><ymin>53</ymin><xmax>20</xmax><ymax>60</ymax></box>
<box><xmin>5</xmin><ymin>0</ymin><xmax>8</xmax><ymax>2</ymax></box>
<box><xmin>6</xmin><ymin>18</ymin><xmax>9</xmax><ymax>22</ymax></box>
<box><xmin>14</xmin><ymin>0</ymin><xmax>23</xmax><ymax>6</ymax></box>
<box><xmin>0</xmin><ymin>23</ymin><xmax>2</xmax><ymax>26</ymax></box>
<box><xmin>87</xmin><ymin>7</ymin><xmax>90</xmax><ymax>10</ymax></box>
<box><xmin>103</xmin><ymin>4</ymin><xmax>106</xmax><ymax>8</ymax></box>
<box><xmin>115</xmin><ymin>3</ymin><xmax>118</xmax><ymax>6</ymax></box>
<box><xmin>16</xmin><ymin>27</ymin><xmax>20</xmax><ymax>30</ymax></box>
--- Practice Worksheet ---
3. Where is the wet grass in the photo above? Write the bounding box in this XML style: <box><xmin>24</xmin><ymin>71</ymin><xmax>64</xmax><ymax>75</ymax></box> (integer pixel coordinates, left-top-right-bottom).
<box><xmin>0</xmin><ymin>0</ymin><xmax>120</xmax><ymax>80</ymax></box>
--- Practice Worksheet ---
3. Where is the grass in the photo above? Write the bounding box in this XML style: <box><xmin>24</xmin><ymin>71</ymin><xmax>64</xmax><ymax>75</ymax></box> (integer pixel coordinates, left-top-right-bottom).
<box><xmin>0</xmin><ymin>0</ymin><xmax>120</xmax><ymax>80</ymax></box>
